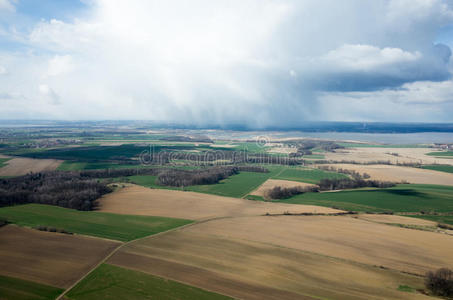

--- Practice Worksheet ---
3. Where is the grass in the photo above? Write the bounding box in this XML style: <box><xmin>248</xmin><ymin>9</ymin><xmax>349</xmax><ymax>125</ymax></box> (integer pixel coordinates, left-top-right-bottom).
<box><xmin>57</xmin><ymin>161</ymin><xmax>150</xmax><ymax>171</ymax></box>
<box><xmin>126</xmin><ymin>165</ymin><xmax>349</xmax><ymax>198</ymax></box>
<box><xmin>273</xmin><ymin>184</ymin><xmax>453</xmax><ymax>213</ymax></box>
<box><xmin>271</xmin><ymin>167</ymin><xmax>348</xmax><ymax>184</ymax></box>
<box><xmin>0</xmin><ymin>274</ymin><xmax>63</xmax><ymax>300</ymax></box>
<box><xmin>426</xmin><ymin>151</ymin><xmax>453</xmax><ymax>157</ymax></box>
<box><xmin>397</xmin><ymin>285</ymin><xmax>415</xmax><ymax>293</ymax></box>
<box><xmin>66</xmin><ymin>264</ymin><xmax>233</xmax><ymax>300</ymax></box>
<box><xmin>245</xmin><ymin>195</ymin><xmax>265</xmax><ymax>201</ymax></box>
<box><xmin>185</xmin><ymin>165</ymin><xmax>284</xmax><ymax>198</ymax></box>
<box><xmin>421</xmin><ymin>165</ymin><xmax>453</xmax><ymax>174</ymax></box>
<box><xmin>302</xmin><ymin>154</ymin><xmax>325</xmax><ymax>159</ymax></box>
<box><xmin>0</xmin><ymin>157</ymin><xmax>10</xmax><ymax>168</ymax></box>
<box><xmin>0</xmin><ymin>204</ymin><xmax>192</xmax><ymax>242</ymax></box>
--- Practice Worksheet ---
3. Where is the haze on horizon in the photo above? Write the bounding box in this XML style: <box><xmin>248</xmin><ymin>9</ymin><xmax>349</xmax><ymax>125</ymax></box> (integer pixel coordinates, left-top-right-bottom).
<box><xmin>0</xmin><ymin>0</ymin><xmax>453</xmax><ymax>128</ymax></box>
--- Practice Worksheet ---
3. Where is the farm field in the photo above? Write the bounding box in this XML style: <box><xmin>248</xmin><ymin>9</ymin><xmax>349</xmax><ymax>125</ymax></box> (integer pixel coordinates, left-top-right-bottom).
<box><xmin>0</xmin><ymin>274</ymin><xmax>63</xmax><ymax>300</ymax></box>
<box><xmin>324</xmin><ymin>147</ymin><xmax>453</xmax><ymax>165</ymax></box>
<box><xmin>270</xmin><ymin>166</ymin><xmax>348</xmax><ymax>184</ymax></box>
<box><xmin>0</xmin><ymin>204</ymin><xmax>192</xmax><ymax>242</ymax></box>
<box><xmin>97</xmin><ymin>184</ymin><xmax>341</xmax><ymax>220</ymax></box>
<box><xmin>279</xmin><ymin>184</ymin><xmax>453</xmax><ymax>213</ymax></box>
<box><xmin>185</xmin><ymin>167</ymin><xmax>283</xmax><ymax>197</ymax></box>
<box><xmin>426</xmin><ymin>151</ymin><xmax>453</xmax><ymax>157</ymax></box>
<box><xmin>183</xmin><ymin>215</ymin><xmax>453</xmax><ymax>275</ymax></box>
<box><xmin>66</xmin><ymin>264</ymin><xmax>233</xmax><ymax>300</ymax></box>
<box><xmin>0</xmin><ymin>225</ymin><xmax>119</xmax><ymax>288</ymax></box>
<box><xmin>249</xmin><ymin>179</ymin><xmax>316</xmax><ymax>197</ymax></box>
<box><xmin>108</xmin><ymin>229</ymin><xmax>431</xmax><ymax>300</ymax></box>
<box><xmin>355</xmin><ymin>214</ymin><xmax>438</xmax><ymax>227</ymax></box>
<box><xmin>421</xmin><ymin>164</ymin><xmax>453</xmax><ymax>173</ymax></box>
<box><xmin>411</xmin><ymin>215</ymin><xmax>453</xmax><ymax>226</ymax></box>
<box><xmin>0</xmin><ymin>157</ymin><xmax>62</xmax><ymax>176</ymax></box>
<box><xmin>321</xmin><ymin>163</ymin><xmax>453</xmax><ymax>186</ymax></box>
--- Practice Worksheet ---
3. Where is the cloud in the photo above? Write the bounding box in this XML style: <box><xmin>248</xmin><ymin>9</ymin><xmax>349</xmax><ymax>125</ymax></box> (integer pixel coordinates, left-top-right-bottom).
<box><xmin>39</xmin><ymin>84</ymin><xmax>61</xmax><ymax>105</ymax></box>
<box><xmin>47</xmin><ymin>55</ymin><xmax>75</xmax><ymax>76</ymax></box>
<box><xmin>0</xmin><ymin>0</ymin><xmax>15</xmax><ymax>12</ymax></box>
<box><xmin>0</xmin><ymin>65</ymin><xmax>6</xmax><ymax>74</ymax></box>
<box><xmin>0</xmin><ymin>0</ymin><xmax>452</xmax><ymax>124</ymax></box>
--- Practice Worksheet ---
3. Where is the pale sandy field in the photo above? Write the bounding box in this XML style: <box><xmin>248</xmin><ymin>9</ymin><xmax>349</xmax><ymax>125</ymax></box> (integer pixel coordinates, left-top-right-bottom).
<box><xmin>322</xmin><ymin>163</ymin><xmax>453</xmax><ymax>185</ymax></box>
<box><xmin>355</xmin><ymin>214</ymin><xmax>438</xmax><ymax>227</ymax></box>
<box><xmin>108</xmin><ymin>229</ymin><xmax>432</xmax><ymax>300</ymax></box>
<box><xmin>249</xmin><ymin>179</ymin><xmax>317</xmax><ymax>196</ymax></box>
<box><xmin>325</xmin><ymin>147</ymin><xmax>453</xmax><ymax>165</ymax></box>
<box><xmin>98</xmin><ymin>185</ymin><xmax>341</xmax><ymax>220</ymax></box>
<box><xmin>0</xmin><ymin>156</ymin><xmax>62</xmax><ymax>176</ymax></box>
<box><xmin>0</xmin><ymin>225</ymin><xmax>120</xmax><ymax>288</ymax></box>
<box><xmin>183</xmin><ymin>215</ymin><xmax>453</xmax><ymax>275</ymax></box>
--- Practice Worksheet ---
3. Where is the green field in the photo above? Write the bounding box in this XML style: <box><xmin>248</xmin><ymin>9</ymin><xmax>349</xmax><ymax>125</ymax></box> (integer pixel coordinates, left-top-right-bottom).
<box><xmin>275</xmin><ymin>184</ymin><xmax>453</xmax><ymax>213</ymax></box>
<box><xmin>126</xmin><ymin>166</ymin><xmax>349</xmax><ymax>198</ymax></box>
<box><xmin>0</xmin><ymin>274</ymin><xmax>63</xmax><ymax>300</ymax></box>
<box><xmin>57</xmin><ymin>161</ymin><xmax>151</xmax><ymax>171</ymax></box>
<box><xmin>66</xmin><ymin>264</ymin><xmax>233</xmax><ymax>300</ymax></box>
<box><xmin>185</xmin><ymin>166</ymin><xmax>285</xmax><ymax>198</ymax></box>
<box><xmin>411</xmin><ymin>215</ymin><xmax>453</xmax><ymax>226</ymax></box>
<box><xmin>302</xmin><ymin>154</ymin><xmax>325</xmax><ymax>159</ymax></box>
<box><xmin>426</xmin><ymin>151</ymin><xmax>453</xmax><ymax>157</ymax></box>
<box><xmin>0</xmin><ymin>157</ymin><xmax>10</xmax><ymax>168</ymax></box>
<box><xmin>271</xmin><ymin>167</ymin><xmax>348</xmax><ymax>184</ymax></box>
<box><xmin>0</xmin><ymin>204</ymin><xmax>192</xmax><ymax>242</ymax></box>
<box><xmin>421</xmin><ymin>164</ymin><xmax>453</xmax><ymax>174</ymax></box>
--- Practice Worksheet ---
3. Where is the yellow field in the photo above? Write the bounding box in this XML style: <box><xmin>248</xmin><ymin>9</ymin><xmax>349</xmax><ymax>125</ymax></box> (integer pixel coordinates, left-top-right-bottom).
<box><xmin>97</xmin><ymin>185</ymin><xmax>341</xmax><ymax>220</ymax></box>
<box><xmin>325</xmin><ymin>147</ymin><xmax>453</xmax><ymax>165</ymax></box>
<box><xmin>249</xmin><ymin>179</ymin><xmax>317</xmax><ymax>196</ymax></box>
<box><xmin>0</xmin><ymin>156</ymin><xmax>62</xmax><ymax>176</ymax></box>
<box><xmin>322</xmin><ymin>163</ymin><xmax>453</xmax><ymax>185</ymax></box>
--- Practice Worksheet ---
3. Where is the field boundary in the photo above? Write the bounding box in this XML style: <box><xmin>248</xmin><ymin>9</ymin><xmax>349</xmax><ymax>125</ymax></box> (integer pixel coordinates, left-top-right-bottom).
<box><xmin>55</xmin><ymin>216</ymin><xmax>226</xmax><ymax>300</ymax></box>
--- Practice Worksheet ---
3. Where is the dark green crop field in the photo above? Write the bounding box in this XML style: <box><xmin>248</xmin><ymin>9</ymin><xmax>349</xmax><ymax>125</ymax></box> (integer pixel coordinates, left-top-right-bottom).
<box><xmin>0</xmin><ymin>274</ymin><xmax>63</xmax><ymax>300</ymax></box>
<box><xmin>0</xmin><ymin>204</ymin><xmax>192</xmax><ymax>242</ymax></box>
<box><xmin>66</xmin><ymin>264</ymin><xmax>233</xmax><ymax>300</ymax></box>
<box><xmin>274</xmin><ymin>184</ymin><xmax>453</xmax><ymax>213</ymax></box>
<box><xmin>271</xmin><ymin>167</ymin><xmax>348</xmax><ymax>184</ymax></box>
<box><xmin>421</xmin><ymin>165</ymin><xmax>453</xmax><ymax>174</ymax></box>
<box><xmin>426</xmin><ymin>151</ymin><xmax>453</xmax><ymax>157</ymax></box>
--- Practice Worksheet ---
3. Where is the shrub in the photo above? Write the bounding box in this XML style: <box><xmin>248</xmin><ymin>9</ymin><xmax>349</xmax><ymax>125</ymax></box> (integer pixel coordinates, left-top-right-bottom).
<box><xmin>425</xmin><ymin>268</ymin><xmax>453</xmax><ymax>297</ymax></box>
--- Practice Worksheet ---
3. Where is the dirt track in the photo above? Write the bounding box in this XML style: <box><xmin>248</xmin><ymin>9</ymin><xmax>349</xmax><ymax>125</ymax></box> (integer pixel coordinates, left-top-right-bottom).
<box><xmin>108</xmin><ymin>230</ymin><xmax>431</xmax><ymax>300</ymax></box>
<box><xmin>0</xmin><ymin>225</ymin><xmax>120</xmax><ymax>288</ymax></box>
<box><xmin>0</xmin><ymin>156</ymin><xmax>62</xmax><ymax>176</ymax></box>
<box><xmin>97</xmin><ymin>185</ymin><xmax>341</xmax><ymax>220</ymax></box>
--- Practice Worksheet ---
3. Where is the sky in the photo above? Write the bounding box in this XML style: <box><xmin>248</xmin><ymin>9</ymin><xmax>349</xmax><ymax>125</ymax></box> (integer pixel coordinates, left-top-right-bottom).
<box><xmin>0</xmin><ymin>0</ymin><xmax>453</xmax><ymax>127</ymax></box>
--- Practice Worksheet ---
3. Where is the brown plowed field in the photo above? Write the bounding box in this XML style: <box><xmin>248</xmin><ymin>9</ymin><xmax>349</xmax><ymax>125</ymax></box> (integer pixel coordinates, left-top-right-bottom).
<box><xmin>97</xmin><ymin>185</ymin><xmax>341</xmax><ymax>220</ymax></box>
<box><xmin>183</xmin><ymin>215</ymin><xmax>453</xmax><ymax>275</ymax></box>
<box><xmin>108</xmin><ymin>230</ymin><xmax>431</xmax><ymax>300</ymax></box>
<box><xmin>0</xmin><ymin>225</ymin><xmax>120</xmax><ymax>288</ymax></box>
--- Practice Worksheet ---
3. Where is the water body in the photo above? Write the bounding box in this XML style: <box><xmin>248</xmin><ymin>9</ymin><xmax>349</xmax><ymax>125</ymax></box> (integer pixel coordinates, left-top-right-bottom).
<box><xmin>275</xmin><ymin>131</ymin><xmax>453</xmax><ymax>144</ymax></box>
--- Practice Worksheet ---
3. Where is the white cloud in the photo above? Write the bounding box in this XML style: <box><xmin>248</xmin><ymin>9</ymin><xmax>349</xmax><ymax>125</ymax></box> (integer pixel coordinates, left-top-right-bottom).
<box><xmin>0</xmin><ymin>0</ymin><xmax>15</xmax><ymax>12</ymax></box>
<box><xmin>321</xmin><ymin>44</ymin><xmax>421</xmax><ymax>71</ymax></box>
<box><xmin>47</xmin><ymin>55</ymin><xmax>75</xmax><ymax>76</ymax></box>
<box><xmin>0</xmin><ymin>65</ymin><xmax>6</xmax><ymax>74</ymax></box>
<box><xmin>0</xmin><ymin>0</ymin><xmax>452</xmax><ymax>123</ymax></box>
